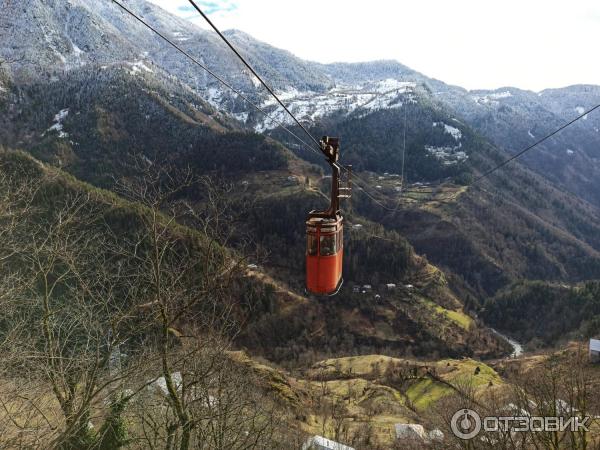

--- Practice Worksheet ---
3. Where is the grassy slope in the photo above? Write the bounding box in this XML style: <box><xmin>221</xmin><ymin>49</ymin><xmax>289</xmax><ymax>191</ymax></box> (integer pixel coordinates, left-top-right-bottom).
<box><xmin>235</xmin><ymin>352</ymin><xmax>504</xmax><ymax>446</ymax></box>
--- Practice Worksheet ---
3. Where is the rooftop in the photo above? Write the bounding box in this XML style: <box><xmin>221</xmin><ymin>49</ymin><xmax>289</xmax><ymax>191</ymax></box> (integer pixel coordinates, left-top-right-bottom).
<box><xmin>302</xmin><ymin>435</ymin><xmax>355</xmax><ymax>450</ymax></box>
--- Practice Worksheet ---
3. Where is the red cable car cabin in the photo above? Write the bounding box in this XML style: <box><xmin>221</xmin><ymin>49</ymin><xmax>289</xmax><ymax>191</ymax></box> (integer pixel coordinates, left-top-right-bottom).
<box><xmin>306</xmin><ymin>137</ymin><xmax>351</xmax><ymax>296</ymax></box>
<box><xmin>306</xmin><ymin>216</ymin><xmax>343</xmax><ymax>295</ymax></box>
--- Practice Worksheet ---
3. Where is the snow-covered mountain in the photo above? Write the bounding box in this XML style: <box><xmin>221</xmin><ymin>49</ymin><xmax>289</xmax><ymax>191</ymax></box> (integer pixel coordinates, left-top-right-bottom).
<box><xmin>2</xmin><ymin>0</ymin><xmax>600</xmax><ymax>205</ymax></box>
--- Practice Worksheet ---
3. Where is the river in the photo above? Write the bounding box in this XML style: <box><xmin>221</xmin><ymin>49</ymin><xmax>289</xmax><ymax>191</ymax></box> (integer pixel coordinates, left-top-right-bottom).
<box><xmin>490</xmin><ymin>328</ymin><xmax>524</xmax><ymax>358</ymax></box>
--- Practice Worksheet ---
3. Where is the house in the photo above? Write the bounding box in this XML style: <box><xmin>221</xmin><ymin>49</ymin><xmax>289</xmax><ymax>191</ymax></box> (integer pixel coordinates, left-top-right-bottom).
<box><xmin>352</xmin><ymin>285</ymin><xmax>360</xmax><ymax>293</ymax></box>
<box><xmin>362</xmin><ymin>284</ymin><xmax>372</xmax><ymax>291</ymax></box>
<box><xmin>284</xmin><ymin>176</ymin><xmax>299</xmax><ymax>186</ymax></box>
<box><xmin>395</xmin><ymin>423</ymin><xmax>426</xmax><ymax>441</ymax></box>
<box><xmin>148</xmin><ymin>372</ymin><xmax>182</xmax><ymax>396</ymax></box>
<box><xmin>386</xmin><ymin>283</ymin><xmax>397</xmax><ymax>290</ymax></box>
<box><xmin>428</xmin><ymin>429</ymin><xmax>444</xmax><ymax>441</ymax></box>
<box><xmin>590</xmin><ymin>339</ymin><xmax>600</xmax><ymax>363</ymax></box>
<box><xmin>302</xmin><ymin>435</ymin><xmax>355</xmax><ymax>450</ymax></box>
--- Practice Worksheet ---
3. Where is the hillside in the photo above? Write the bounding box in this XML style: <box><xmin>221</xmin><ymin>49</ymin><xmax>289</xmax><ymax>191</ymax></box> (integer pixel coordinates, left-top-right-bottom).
<box><xmin>0</xmin><ymin>65</ymin><xmax>288</xmax><ymax>187</ymax></box>
<box><xmin>0</xmin><ymin>148</ymin><xmax>517</xmax><ymax>447</ymax></box>
<box><xmin>3</xmin><ymin>1</ymin><xmax>600</xmax><ymax>448</ymax></box>
<box><xmin>2</xmin><ymin>0</ymin><xmax>600</xmax><ymax>353</ymax></box>
<box><xmin>234</xmin><ymin>345</ymin><xmax>600</xmax><ymax>449</ymax></box>
<box><xmin>483</xmin><ymin>280</ymin><xmax>600</xmax><ymax>348</ymax></box>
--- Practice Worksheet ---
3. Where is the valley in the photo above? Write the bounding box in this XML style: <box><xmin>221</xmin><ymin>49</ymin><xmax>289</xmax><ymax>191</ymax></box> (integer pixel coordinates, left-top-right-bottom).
<box><xmin>1</xmin><ymin>0</ymin><xmax>600</xmax><ymax>448</ymax></box>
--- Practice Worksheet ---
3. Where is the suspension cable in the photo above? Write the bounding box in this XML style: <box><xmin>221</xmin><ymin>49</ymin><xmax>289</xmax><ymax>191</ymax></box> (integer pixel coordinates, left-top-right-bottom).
<box><xmin>110</xmin><ymin>0</ymin><xmax>322</xmax><ymax>160</ymax></box>
<box><xmin>187</xmin><ymin>0</ymin><xmax>322</xmax><ymax>149</ymax></box>
<box><xmin>115</xmin><ymin>0</ymin><xmax>598</xmax><ymax>214</ymax></box>
<box><xmin>473</xmin><ymin>103</ymin><xmax>600</xmax><ymax>184</ymax></box>
<box><xmin>113</xmin><ymin>0</ymin><xmax>416</xmax><ymax>209</ymax></box>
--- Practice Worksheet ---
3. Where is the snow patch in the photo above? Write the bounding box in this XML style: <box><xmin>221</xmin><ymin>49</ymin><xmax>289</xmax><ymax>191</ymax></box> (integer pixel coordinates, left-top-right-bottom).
<box><xmin>575</xmin><ymin>106</ymin><xmax>588</xmax><ymax>120</ymax></box>
<box><xmin>489</xmin><ymin>91</ymin><xmax>512</xmax><ymax>99</ymax></box>
<box><xmin>232</xmin><ymin>112</ymin><xmax>249</xmax><ymax>123</ymax></box>
<box><xmin>67</xmin><ymin>41</ymin><xmax>86</xmax><ymax>68</ymax></box>
<box><xmin>206</xmin><ymin>78</ymin><xmax>417</xmax><ymax>132</ymax></box>
<box><xmin>43</xmin><ymin>109</ymin><xmax>70</xmax><ymax>138</ymax></box>
<box><xmin>72</xmin><ymin>43</ymin><xmax>84</xmax><ymax>57</ymax></box>
<box><xmin>472</xmin><ymin>91</ymin><xmax>512</xmax><ymax>105</ymax></box>
<box><xmin>433</xmin><ymin>122</ymin><xmax>462</xmax><ymax>140</ymax></box>
<box><xmin>373</xmin><ymin>79</ymin><xmax>416</xmax><ymax>93</ymax></box>
<box><xmin>129</xmin><ymin>60</ymin><xmax>153</xmax><ymax>75</ymax></box>
<box><xmin>566</xmin><ymin>149</ymin><xmax>574</xmax><ymax>155</ymax></box>
<box><xmin>250</xmin><ymin>74</ymin><xmax>261</xmax><ymax>89</ymax></box>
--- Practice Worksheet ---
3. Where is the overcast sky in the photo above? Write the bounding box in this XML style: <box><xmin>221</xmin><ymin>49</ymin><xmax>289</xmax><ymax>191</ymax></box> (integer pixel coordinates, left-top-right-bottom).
<box><xmin>147</xmin><ymin>0</ymin><xmax>600</xmax><ymax>91</ymax></box>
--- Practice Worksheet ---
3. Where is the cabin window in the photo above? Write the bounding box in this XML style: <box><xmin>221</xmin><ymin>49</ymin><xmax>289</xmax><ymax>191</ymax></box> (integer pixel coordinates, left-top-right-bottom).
<box><xmin>307</xmin><ymin>234</ymin><xmax>318</xmax><ymax>256</ymax></box>
<box><xmin>320</xmin><ymin>234</ymin><xmax>336</xmax><ymax>256</ymax></box>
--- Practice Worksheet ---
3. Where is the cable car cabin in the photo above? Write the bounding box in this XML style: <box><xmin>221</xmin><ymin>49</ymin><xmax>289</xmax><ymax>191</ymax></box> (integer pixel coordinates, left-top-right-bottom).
<box><xmin>306</xmin><ymin>215</ymin><xmax>343</xmax><ymax>295</ymax></box>
<box><xmin>305</xmin><ymin>137</ymin><xmax>351</xmax><ymax>296</ymax></box>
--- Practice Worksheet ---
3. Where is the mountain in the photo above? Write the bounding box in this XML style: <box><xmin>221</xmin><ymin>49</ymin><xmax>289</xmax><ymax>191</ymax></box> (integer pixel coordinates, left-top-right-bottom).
<box><xmin>2</xmin><ymin>0</ymin><xmax>600</xmax><ymax>351</ymax></box>
<box><xmin>3</xmin><ymin>2</ymin><xmax>600</xmax><ymax>447</ymax></box>
<box><xmin>5</xmin><ymin>0</ymin><xmax>599</xmax><ymax>208</ymax></box>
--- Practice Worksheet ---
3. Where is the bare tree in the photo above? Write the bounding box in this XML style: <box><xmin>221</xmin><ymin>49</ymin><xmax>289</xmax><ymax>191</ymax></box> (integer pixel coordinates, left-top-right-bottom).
<box><xmin>0</xmin><ymin>154</ymin><xmax>295</xmax><ymax>449</ymax></box>
<box><xmin>113</xmin><ymin>158</ymin><xmax>282</xmax><ymax>450</ymax></box>
<box><xmin>2</xmin><ymin>188</ymin><xmax>154</xmax><ymax>448</ymax></box>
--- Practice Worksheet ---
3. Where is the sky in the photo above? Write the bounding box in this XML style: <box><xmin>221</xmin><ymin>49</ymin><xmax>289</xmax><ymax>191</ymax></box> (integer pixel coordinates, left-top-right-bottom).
<box><xmin>147</xmin><ymin>0</ymin><xmax>600</xmax><ymax>91</ymax></box>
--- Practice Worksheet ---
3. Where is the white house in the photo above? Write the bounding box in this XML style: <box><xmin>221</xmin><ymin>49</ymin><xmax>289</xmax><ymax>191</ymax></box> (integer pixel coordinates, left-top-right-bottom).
<box><xmin>302</xmin><ymin>435</ymin><xmax>355</xmax><ymax>450</ymax></box>
<box><xmin>395</xmin><ymin>423</ymin><xmax>426</xmax><ymax>441</ymax></box>
<box><xmin>428</xmin><ymin>429</ymin><xmax>444</xmax><ymax>441</ymax></box>
<box><xmin>149</xmin><ymin>372</ymin><xmax>182</xmax><ymax>396</ymax></box>
<box><xmin>386</xmin><ymin>283</ymin><xmax>397</xmax><ymax>290</ymax></box>
<box><xmin>590</xmin><ymin>339</ymin><xmax>600</xmax><ymax>363</ymax></box>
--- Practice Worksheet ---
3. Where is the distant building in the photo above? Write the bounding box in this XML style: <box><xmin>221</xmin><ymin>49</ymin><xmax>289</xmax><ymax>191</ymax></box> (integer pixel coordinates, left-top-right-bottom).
<box><xmin>404</xmin><ymin>284</ymin><xmax>414</xmax><ymax>290</ymax></box>
<box><xmin>395</xmin><ymin>423</ymin><xmax>426</xmax><ymax>441</ymax></box>
<box><xmin>362</xmin><ymin>285</ymin><xmax>372</xmax><ymax>291</ymax></box>
<box><xmin>351</xmin><ymin>223</ymin><xmax>363</xmax><ymax>229</ymax></box>
<box><xmin>284</xmin><ymin>175</ymin><xmax>299</xmax><ymax>185</ymax></box>
<box><xmin>428</xmin><ymin>429</ymin><xmax>444</xmax><ymax>441</ymax></box>
<box><xmin>386</xmin><ymin>283</ymin><xmax>397</xmax><ymax>290</ymax></box>
<box><xmin>352</xmin><ymin>286</ymin><xmax>360</xmax><ymax>293</ymax></box>
<box><xmin>302</xmin><ymin>435</ymin><xmax>355</xmax><ymax>450</ymax></box>
<box><xmin>590</xmin><ymin>339</ymin><xmax>600</xmax><ymax>363</ymax></box>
